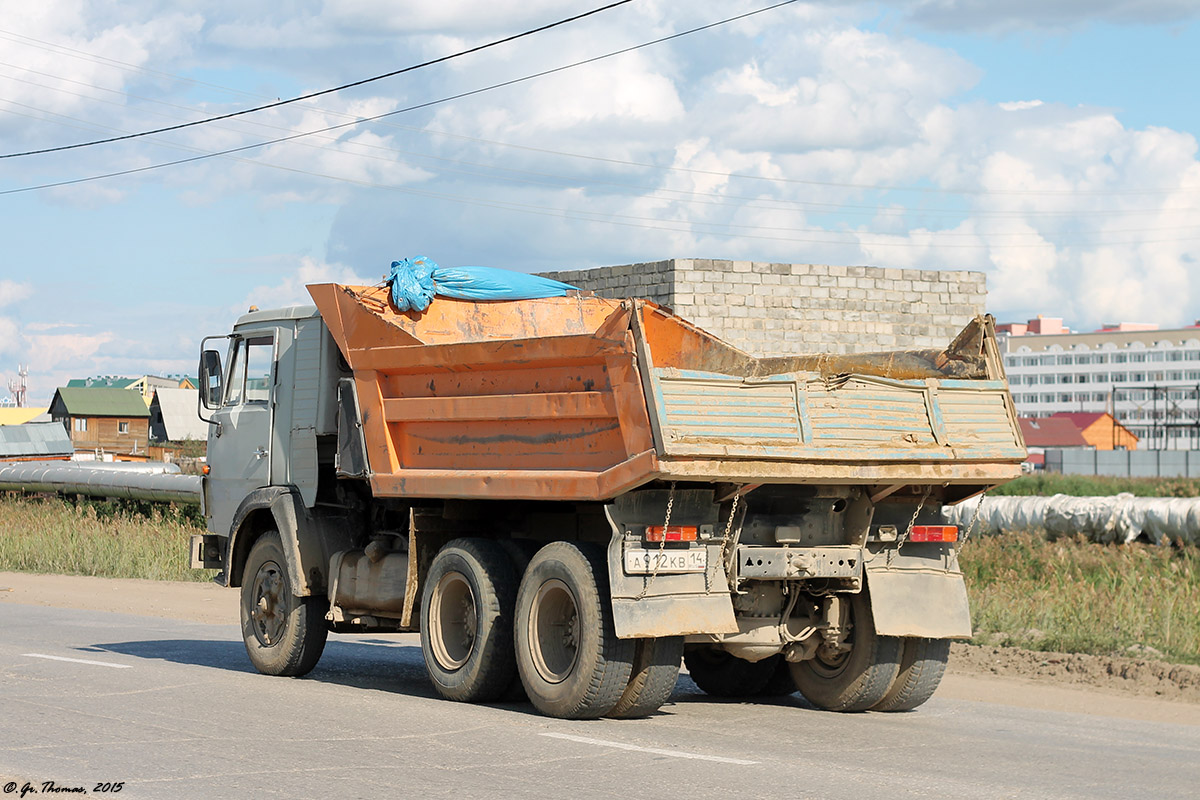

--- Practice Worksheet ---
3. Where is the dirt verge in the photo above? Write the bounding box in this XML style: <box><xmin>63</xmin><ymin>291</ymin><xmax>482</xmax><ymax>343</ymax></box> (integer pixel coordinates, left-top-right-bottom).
<box><xmin>949</xmin><ymin>642</ymin><xmax>1200</xmax><ymax>705</ymax></box>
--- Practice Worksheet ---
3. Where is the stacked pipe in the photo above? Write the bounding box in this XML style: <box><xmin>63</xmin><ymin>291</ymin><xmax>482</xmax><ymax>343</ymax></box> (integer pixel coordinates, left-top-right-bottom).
<box><xmin>0</xmin><ymin>461</ymin><xmax>201</xmax><ymax>505</ymax></box>
<box><xmin>943</xmin><ymin>494</ymin><xmax>1200</xmax><ymax>546</ymax></box>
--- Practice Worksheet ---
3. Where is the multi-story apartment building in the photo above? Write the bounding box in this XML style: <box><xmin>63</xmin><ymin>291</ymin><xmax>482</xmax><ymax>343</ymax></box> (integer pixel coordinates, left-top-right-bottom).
<box><xmin>998</xmin><ymin>316</ymin><xmax>1200</xmax><ymax>450</ymax></box>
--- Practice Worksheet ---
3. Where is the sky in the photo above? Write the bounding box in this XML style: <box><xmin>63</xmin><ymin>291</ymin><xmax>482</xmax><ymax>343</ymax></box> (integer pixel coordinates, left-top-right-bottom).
<box><xmin>3</xmin><ymin>0</ymin><xmax>1200</xmax><ymax>404</ymax></box>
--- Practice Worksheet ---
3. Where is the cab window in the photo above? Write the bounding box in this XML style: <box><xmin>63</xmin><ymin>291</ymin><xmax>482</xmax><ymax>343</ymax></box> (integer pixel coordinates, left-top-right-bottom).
<box><xmin>224</xmin><ymin>335</ymin><xmax>274</xmax><ymax>406</ymax></box>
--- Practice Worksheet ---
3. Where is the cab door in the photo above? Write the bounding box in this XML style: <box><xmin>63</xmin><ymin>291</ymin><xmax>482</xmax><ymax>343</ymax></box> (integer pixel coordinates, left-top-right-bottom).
<box><xmin>206</xmin><ymin>331</ymin><xmax>276</xmax><ymax>537</ymax></box>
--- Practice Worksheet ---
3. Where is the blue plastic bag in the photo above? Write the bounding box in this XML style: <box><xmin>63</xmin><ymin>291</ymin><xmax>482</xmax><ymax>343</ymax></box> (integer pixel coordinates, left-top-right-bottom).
<box><xmin>389</xmin><ymin>256</ymin><xmax>437</xmax><ymax>312</ymax></box>
<box><xmin>389</xmin><ymin>256</ymin><xmax>577</xmax><ymax>312</ymax></box>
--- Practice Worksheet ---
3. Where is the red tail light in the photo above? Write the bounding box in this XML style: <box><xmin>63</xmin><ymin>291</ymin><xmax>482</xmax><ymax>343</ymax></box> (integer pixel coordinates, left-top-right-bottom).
<box><xmin>645</xmin><ymin>525</ymin><xmax>698</xmax><ymax>542</ymax></box>
<box><xmin>909</xmin><ymin>525</ymin><xmax>958</xmax><ymax>542</ymax></box>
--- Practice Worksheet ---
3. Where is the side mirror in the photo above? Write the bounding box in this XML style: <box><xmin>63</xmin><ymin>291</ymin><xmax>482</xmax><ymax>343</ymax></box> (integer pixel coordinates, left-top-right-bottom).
<box><xmin>199</xmin><ymin>350</ymin><xmax>223</xmax><ymax>410</ymax></box>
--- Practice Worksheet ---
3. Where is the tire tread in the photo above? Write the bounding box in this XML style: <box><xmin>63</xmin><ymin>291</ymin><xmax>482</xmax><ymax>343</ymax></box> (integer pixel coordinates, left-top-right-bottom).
<box><xmin>872</xmin><ymin>637</ymin><xmax>951</xmax><ymax>712</ymax></box>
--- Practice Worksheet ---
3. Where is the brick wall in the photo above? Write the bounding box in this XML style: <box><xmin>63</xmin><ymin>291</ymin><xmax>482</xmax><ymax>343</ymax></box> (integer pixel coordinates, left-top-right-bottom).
<box><xmin>541</xmin><ymin>259</ymin><xmax>987</xmax><ymax>355</ymax></box>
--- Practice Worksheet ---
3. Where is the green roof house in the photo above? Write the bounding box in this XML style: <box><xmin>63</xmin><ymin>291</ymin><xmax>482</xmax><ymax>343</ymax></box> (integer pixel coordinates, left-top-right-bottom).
<box><xmin>49</xmin><ymin>387</ymin><xmax>151</xmax><ymax>455</ymax></box>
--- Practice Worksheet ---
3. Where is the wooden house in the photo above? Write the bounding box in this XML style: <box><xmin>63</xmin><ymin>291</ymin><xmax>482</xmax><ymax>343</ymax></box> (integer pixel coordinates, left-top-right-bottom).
<box><xmin>49</xmin><ymin>387</ymin><xmax>151</xmax><ymax>455</ymax></box>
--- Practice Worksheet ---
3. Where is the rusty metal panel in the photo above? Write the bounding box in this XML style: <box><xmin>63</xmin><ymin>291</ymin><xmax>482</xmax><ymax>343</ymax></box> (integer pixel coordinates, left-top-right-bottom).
<box><xmin>370</xmin><ymin>449</ymin><xmax>660</xmax><ymax>501</ymax></box>
<box><xmin>937</xmin><ymin>388</ymin><xmax>1023</xmax><ymax>449</ymax></box>
<box><xmin>381</xmin><ymin>391</ymin><xmax>617</xmax><ymax>422</ymax></box>
<box><xmin>309</xmin><ymin>283</ymin><xmax>1022</xmax><ymax>501</ymax></box>
<box><xmin>657</xmin><ymin>373</ymin><xmax>803</xmax><ymax>446</ymax></box>
<box><xmin>807</xmin><ymin>379</ymin><xmax>936</xmax><ymax>447</ymax></box>
<box><xmin>649</xmin><ymin>364</ymin><xmax>1023</xmax><ymax>464</ymax></box>
<box><xmin>657</xmin><ymin>457</ymin><xmax>1022</xmax><ymax>484</ymax></box>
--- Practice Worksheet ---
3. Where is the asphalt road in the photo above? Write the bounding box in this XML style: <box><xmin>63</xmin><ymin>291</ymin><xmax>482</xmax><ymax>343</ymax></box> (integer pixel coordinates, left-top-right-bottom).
<box><xmin>2</xmin><ymin>604</ymin><xmax>1197</xmax><ymax>800</ymax></box>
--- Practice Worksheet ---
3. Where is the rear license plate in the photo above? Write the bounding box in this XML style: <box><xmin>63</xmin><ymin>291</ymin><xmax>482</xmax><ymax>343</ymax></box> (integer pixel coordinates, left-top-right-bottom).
<box><xmin>624</xmin><ymin>547</ymin><xmax>708</xmax><ymax>574</ymax></box>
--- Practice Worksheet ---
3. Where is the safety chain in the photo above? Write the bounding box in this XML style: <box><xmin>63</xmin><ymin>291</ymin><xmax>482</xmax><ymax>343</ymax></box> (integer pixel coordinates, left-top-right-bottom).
<box><xmin>635</xmin><ymin>482</ymin><xmax>676</xmax><ymax>601</ymax></box>
<box><xmin>716</xmin><ymin>490</ymin><xmax>743</xmax><ymax>592</ymax></box>
<box><xmin>894</xmin><ymin>485</ymin><xmax>933</xmax><ymax>554</ymax></box>
<box><xmin>959</xmin><ymin>489</ymin><xmax>989</xmax><ymax>546</ymax></box>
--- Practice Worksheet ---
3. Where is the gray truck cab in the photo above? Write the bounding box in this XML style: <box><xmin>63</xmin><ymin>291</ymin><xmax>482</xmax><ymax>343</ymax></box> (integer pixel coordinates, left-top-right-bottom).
<box><xmin>196</xmin><ymin>306</ymin><xmax>346</xmax><ymax>591</ymax></box>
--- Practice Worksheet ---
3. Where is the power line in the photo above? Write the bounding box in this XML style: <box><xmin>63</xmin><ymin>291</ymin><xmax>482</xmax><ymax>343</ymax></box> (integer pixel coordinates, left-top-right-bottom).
<box><xmin>5</xmin><ymin>20</ymin><xmax>1196</xmax><ymax>205</ymax></box>
<box><xmin>9</xmin><ymin>96</ymin><xmax>1200</xmax><ymax>244</ymax></box>
<box><xmin>9</xmin><ymin>69</ymin><xmax>1200</xmax><ymax>238</ymax></box>
<box><xmin>4</xmin><ymin>94</ymin><xmax>1199</xmax><ymax>249</ymax></box>
<box><xmin>0</xmin><ymin>0</ymin><xmax>636</xmax><ymax>159</ymax></box>
<box><xmin>1</xmin><ymin>0</ymin><xmax>803</xmax><ymax>197</ymax></box>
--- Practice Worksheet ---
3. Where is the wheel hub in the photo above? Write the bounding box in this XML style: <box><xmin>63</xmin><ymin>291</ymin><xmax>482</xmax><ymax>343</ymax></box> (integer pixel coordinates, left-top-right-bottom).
<box><xmin>250</xmin><ymin>562</ymin><xmax>286</xmax><ymax>647</ymax></box>
<box><xmin>528</xmin><ymin>578</ymin><xmax>580</xmax><ymax>684</ymax></box>
<box><xmin>429</xmin><ymin>572</ymin><xmax>478</xmax><ymax>670</ymax></box>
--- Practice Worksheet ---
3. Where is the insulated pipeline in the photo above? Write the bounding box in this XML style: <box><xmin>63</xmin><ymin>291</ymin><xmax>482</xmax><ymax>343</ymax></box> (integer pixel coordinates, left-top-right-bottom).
<box><xmin>0</xmin><ymin>462</ymin><xmax>202</xmax><ymax>504</ymax></box>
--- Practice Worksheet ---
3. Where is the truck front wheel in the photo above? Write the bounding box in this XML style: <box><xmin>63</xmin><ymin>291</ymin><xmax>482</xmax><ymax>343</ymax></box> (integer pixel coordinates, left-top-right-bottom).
<box><xmin>420</xmin><ymin>538</ymin><xmax>518</xmax><ymax>703</ymax></box>
<box><xmin>788</xmin><ymin>591</ymin><xmax>901</xmax><ymax>712</ymax></box>
<box><xmin>240</xmin><ymin>531</ymin><xmax>328</xmax><ymax>677</ymax></box>
<box><xmin>514</xmin><ymin>542</ymin><xmax>634</xmax><ymax>719</ymax></box>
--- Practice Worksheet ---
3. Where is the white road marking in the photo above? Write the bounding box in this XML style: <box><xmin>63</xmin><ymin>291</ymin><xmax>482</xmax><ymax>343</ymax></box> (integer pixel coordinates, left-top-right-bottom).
<box><xmin>539</xmin><ymin>732</ymin><xmax>758</xmax><ymax>765</ymax></box>
<box><xmin>22</xmin><ymin>653</ymin><xmax>132</xmax><ymax>669</ymax></box>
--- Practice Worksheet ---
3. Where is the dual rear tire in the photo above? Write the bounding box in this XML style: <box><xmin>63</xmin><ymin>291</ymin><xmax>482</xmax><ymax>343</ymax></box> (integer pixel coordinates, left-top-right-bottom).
<box><xmin>420</xmin><ymin>538</ymin><xmax>519</xmax><ymax>703</ymax></box>
<box><xmin>421</xmin><ymin>539</ymin><xmax>681</xmax><ymax>719</ymax></box>
<box><xmin>685</xmin><ymin>591</ymin><xmax>949</xmax><ymax>713</ymax></box>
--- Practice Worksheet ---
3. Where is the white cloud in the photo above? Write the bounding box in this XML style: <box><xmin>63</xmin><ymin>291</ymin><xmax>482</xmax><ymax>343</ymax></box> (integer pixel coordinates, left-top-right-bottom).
<box><xmin>999</xmin><ymin>100</ymin><xmax>1044</xmax><ymax>111</ymax></box>
<box><xmin>0</xmin><ymin>281</ymin><xmax>33</xmax><ymax>307</ymax></box>
<box><xmin>241</xmin><ymin>256</ymin><xmax>376</xmax><ymax>311</ymax></box>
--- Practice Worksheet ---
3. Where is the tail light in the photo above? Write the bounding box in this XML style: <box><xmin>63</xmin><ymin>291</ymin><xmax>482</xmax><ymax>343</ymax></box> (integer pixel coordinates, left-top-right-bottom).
<box><xmin>645</xmin><ymin>525</ymin><xmax>698</xmax><ymax>542</ymax></box>
<box><xmin>909</xmin><ymin>525</ymin><xmax>958</xmax><ymax>542</ymax></box>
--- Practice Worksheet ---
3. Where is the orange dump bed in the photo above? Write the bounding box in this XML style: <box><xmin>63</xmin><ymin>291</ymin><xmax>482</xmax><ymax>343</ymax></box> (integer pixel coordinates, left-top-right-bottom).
<box><xmin>309</xmin><ymin>284</ymin><xmax>1024</xmax><ymax>502</ymax></box>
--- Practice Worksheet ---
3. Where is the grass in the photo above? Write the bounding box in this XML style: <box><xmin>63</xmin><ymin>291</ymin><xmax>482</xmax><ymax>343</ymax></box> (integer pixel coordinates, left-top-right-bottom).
<box><xmin>0</xmin><ymin>494</ymin><xmax>210</xmax><ymax>582</ymax></box>
<box><xmin>993</xmin><ymin>473</ymin><xmax>1200</xmax><ymax>497</ymax></box>
<box><xmin>959</xmin><ymin>532</ymin><xmax>1200</xmax><ymax>665</ymax></box>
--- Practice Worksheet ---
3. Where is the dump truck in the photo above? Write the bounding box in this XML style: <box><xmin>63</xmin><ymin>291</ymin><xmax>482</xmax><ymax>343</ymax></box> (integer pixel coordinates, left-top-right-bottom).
<box><xmin>192</xmin><ymin>281</ymin><xmax>1024</xmax><ymax>719</ymax></box>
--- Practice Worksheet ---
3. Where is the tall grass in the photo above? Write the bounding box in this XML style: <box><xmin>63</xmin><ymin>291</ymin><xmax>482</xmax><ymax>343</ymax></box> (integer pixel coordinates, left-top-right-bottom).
<box><xmin>994</xmin><ymin>473</ymin><xmax>1200</xmax><ymax>497</ymax></box>
<box><xmin>0</xmin><ymin>494</ymin><xmax>209</xmax><ymax>582</ymax></box>
<box><xmin>960</xmin><ymin>532</ymin><xmax>1200</xmax><ymax>665</ymax></box>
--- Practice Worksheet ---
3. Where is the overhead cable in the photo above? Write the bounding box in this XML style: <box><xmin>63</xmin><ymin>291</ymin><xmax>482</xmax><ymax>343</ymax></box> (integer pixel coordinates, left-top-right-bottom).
<box><xmin>0</xmin><ymin>0</ymin><xmax>636</xmax><ymax>159</ymax></box>
<box><xmin>1</xmin><ymin>0</ymin><xmax>803</xmax><ymax>196</ymax></box>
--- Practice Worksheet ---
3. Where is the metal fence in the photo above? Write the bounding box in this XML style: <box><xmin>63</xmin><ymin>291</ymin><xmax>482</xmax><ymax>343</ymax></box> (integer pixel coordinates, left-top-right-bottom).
<box><xmin>1044</xmin><ymin>448</ymin><xmax>1200</xmax><ymax>478</ymax></box>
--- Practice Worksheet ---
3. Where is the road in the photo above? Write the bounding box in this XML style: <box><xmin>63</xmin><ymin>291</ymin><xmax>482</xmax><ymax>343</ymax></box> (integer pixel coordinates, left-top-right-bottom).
<box><xmin>2</xmin><ymin>603</ymin><xmax>1198</xmax><ymax>800</ymax></box>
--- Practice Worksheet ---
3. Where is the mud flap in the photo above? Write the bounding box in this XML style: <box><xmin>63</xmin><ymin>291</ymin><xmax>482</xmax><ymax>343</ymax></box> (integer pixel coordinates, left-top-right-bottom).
<box><xmin>604</xmin><ymin>495</ymin><xmax>737</xmax><ymax>639</ymax></box>
<box><xmin>865</xmin><ymin>566</ymin><xmax>972</xmax><ymax>639</ymax></box>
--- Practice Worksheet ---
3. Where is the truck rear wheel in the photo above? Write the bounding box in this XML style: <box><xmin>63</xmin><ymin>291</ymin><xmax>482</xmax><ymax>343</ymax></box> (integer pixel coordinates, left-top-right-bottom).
<box><xmin>760</xmin><ymin>656</ymin><xmax>798</xmax><ymax>696</ymax></box>
<box><xmin>871</xmin><ymin>637</ymin><xmax>951</xmax><ymax>712</ymax></box>
<box><xmin>607</xmin><ymin>636</ymin><xmax>683</xmax><ymax>718</ymax></box>
<box><xmin>684</xmin><ymin>645</ymin><xmax>776</xmax><ymax>697</ymax></box>
<box><xmin>514</xmin><ymin>542</ymin><xmax>634</xmax><ymax>719</ymax></box>
<box><xmin>789</xmin><ymin>591</ymin><xmax>901</xmax><ymax>712</ymax></box>
<box><xmin>421</xmin><ymin>538</ymin><xmax>518</xmax><ymax>703</ymax></box>
<box><xmin>240</xmin><ymin>531</ymin><xmax>328</xmax><ymax>677</ymax></box>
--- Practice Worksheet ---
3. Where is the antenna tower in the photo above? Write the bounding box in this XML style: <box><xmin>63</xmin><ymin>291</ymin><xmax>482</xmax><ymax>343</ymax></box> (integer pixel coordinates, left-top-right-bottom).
<box><xmin>8</xmin><ymin>364</ymin><xmax>28</xmax><ymax>407</ymax></box>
